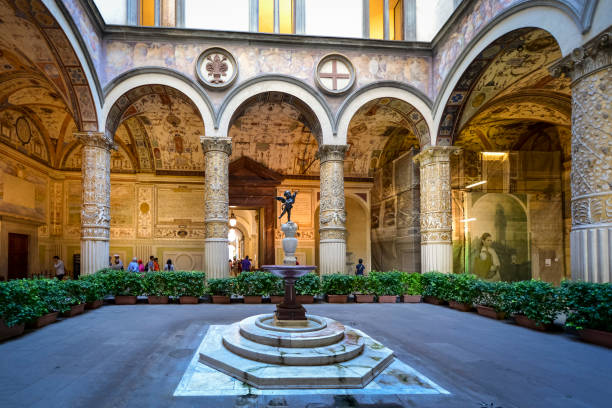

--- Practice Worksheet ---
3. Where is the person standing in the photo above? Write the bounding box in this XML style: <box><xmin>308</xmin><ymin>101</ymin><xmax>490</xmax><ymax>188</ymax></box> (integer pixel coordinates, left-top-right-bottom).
<box><xmin>241</xmin><ymin>255</ymin><xmax>251</xmax><ymax>273</ymax></box>
<box><xmin>146</xmin><ymin>256</ymin><xmax>155</xmax><ymax>272</ymax></box>
<box><xmin>138</xmin><ymin>259</ymin><xmax>145</xmax><ymax>272</ymax></box>
<box><xmin>127</xmin><ymin>257</ymin><xmax>139</xmax><ymax>272</ymax></box>
<box><xmin>355</xmin><ymin>259</ymin><xmax>365</xmax><ymax>276</ymax></box>
<box><xmin>111</xmin><ymin>254</ymin><xmax>124</xmax><ymax>270</ymax></box>
<box><xmin>53</xmin><ymin>256</ymin><xmax>65</xmax><ymax>280</ymax></box>
<box><xmin>153</xmin><ymin>258</ymin><xmax>160</xmax><ymax>271</ymax></box>
<box><xmin>164</xmin><ymin>259</ymin><xmax>175</xmax><ymax>271</ymax></box>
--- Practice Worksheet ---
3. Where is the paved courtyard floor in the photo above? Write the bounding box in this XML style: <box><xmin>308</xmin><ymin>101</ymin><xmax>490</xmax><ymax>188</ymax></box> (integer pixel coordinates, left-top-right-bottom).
<box><xmin>1</xmin><ymin>302</ymin><xmax>611</xmax><ymax>408</ymax></box>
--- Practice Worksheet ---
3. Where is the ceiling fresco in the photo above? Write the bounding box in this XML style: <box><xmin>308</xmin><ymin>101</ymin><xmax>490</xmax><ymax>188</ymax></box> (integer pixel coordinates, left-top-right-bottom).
<box><xmin>346</xmin><ymin>98</ymin><xmax>421</xmax><ymax>177</ymax></box>
<box><xmin>438</xmin><ymin>28</ymin><xmax>571</xmax><ymax>146</ymax></box>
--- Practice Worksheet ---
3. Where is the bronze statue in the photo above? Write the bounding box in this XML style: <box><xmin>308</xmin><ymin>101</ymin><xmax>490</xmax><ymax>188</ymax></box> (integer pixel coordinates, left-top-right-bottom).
<box><xmin>276</xmin><ymin>190</ymin><xmax>298</xmax><ymax>222</ymax></box>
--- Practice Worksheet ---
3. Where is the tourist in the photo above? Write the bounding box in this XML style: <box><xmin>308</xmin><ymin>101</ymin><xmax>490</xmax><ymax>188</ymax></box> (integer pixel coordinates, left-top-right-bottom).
<box><xmin>241</xmin><ymin>255</ymin><xmax>251</xmax><ymax>272</ymax></box>
<box><xmin>153</xmin><ymin>257</ymin><xmax>160</xmax><ymax>271</ymax></box>
<box><xmin>355</xmin><ymin>259</ymin><xmax>365</xmax><ymax>276</ymax></box>
<box><xmin>146</xmin><ymin>256</ymin><xmax>154</xmax><ymax>272</ymax></box>
<box><xmin>127</xmin><ymin>257</ymin><xmax>139</xmax><ymax>272</ymax></box>
<box><xmin>53</xmin><ymin>256</ymin><xmax>65</xmax><ymax>280</ymax></box>
<box><xmin>111</xmin><ymin>254</ymin><xmax>124</xmax><ymax>270</ymax></box>
<box><xmin>164</xmin><ymin>259</ymin><xmax>175</xmax><ymax>271</ymax></box>
<box><xmin>138</xmin><ymin>259</ymin><xmax>145</xmax><ymax>272</ymax></box>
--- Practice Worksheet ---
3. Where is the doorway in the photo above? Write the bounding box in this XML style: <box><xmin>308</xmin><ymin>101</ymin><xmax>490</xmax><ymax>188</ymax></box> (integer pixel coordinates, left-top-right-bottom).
<box><xmin>8</xmin><ymin>233</ymin><xmax>28</xmax><ymax>279</ymax></box>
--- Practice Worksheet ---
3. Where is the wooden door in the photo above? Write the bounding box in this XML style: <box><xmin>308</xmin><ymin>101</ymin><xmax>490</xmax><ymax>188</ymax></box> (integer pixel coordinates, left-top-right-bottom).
<box><xmin>8</xmin><ymin>233</ymin><xmax>28</xmax><ymax>280</ymax></box>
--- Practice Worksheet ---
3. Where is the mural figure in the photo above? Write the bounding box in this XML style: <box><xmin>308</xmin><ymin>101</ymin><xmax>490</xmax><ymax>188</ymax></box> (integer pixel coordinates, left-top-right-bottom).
<box><xmin>276</xmin><ymin>190</ymin><xmax>298</xmax><ymax>222</ymax></box>
<box><xmin>474</xmin><ymin>232</ymin><xmax>501</xmax><ymax>281</ymax></box>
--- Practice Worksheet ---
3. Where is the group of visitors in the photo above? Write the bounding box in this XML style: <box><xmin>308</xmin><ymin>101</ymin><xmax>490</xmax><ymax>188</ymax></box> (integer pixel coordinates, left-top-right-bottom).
<box><xmin>229</xmin><ymin>255</ymin><xmax>253</xmax><ymax>276</ymax></box>
<box><xmin>109</xmin><ymin>254</ymin><xmax>175</xmax><ymax>273</ymax></box>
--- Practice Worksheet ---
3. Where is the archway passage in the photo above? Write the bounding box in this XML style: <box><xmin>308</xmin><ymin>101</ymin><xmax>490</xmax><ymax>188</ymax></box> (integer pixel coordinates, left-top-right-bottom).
<box><xmin>449</xmin><ymin>28</ymin><xmax>571</xmax><ymax>285</ymax></box>
<box><xmin>347</xmin><ymin>97</ymin><xmax>425</xmax><ymax>272</ymax></box>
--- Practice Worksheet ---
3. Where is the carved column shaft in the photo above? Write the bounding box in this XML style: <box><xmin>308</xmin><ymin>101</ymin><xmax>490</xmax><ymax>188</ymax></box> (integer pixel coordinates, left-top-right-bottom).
<box><xmin>318</xmin><ymin>145</ymin><xmax>348</xmax><ymax>275</ymax></box>
<box><xmin>75</xmin><ymin>132</ymin><xmax>114</xmax><ymax>275</ymax></box>
<box><xmin>201</xmin><ymin>136</ymin><xmax>232</xmax><ymax>279</ymax></box>
<box><xmin>414</xmin><ymin>146</ymin><xmax>458</xmax><ymax>274</ymax></box>
<box><xmin>551</xmin><ymin>29</ymin><xmax>612</xmax><ymax>283</ymax></box>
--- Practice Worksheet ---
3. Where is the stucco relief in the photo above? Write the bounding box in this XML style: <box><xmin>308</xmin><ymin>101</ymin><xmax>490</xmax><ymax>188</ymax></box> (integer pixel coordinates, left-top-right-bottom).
<box><xmin>201</xmin><ymin>136</ymin><xmax>231</xmax><ymax>239</ymax></box>
<box><xmin>137</xmin><ymin>186</ymin><xmax>153</xmax><ymax>238</ymax></box>
<box><xmin>414</xmin><ymin>147</ymin><xmax>458</xmax><ymax>244</ymax></box>
<box><xmin>319</xmin><ymin>145</ymin><xmax>347</xmax><ymax>240</ymax></box>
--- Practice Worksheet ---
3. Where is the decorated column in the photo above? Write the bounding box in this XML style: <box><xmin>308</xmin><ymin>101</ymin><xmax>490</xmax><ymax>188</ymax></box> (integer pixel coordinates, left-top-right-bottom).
<box><xmin>551</xmin><ymin>30</ymin><xmax>612</xmax><ymax>283</ymax></box>
<box><xmin>414</xmin><ymin>146</ymin><xmax>459</xmax><ymax>274</ymax></box>
<box><xmin>75</xmin><ymin>132</ymin><xmax>114</xmax><ymax>275</ymax></box>
<box><xmin>318</xmin><ymin>145</ymin><xmax>348</xmax><ymax>275</ymax></box>
<box><xmin>201</xmin><ymin>136</ymin><xmax>232</xmax><ymax>279</ymax></box>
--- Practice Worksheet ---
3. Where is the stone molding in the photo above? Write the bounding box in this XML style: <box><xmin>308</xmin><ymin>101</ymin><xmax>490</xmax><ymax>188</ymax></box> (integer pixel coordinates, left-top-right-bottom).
<box><xmin>318</xmin><ymin>145</ymin><xmax>348</xmax><ymax>163</ymax></box>
<box><xmin>200</xmin><ymin>136</ymin><xmax>232</xmax><ymax>156</ymax></box>
<box><xmin>550</xmin><ymin>28</ymin><xmax>612</xmax><ymax>83</ymax></box>
<box><xmin>74</xmin><ymin>131</ymin><xmax>115</xmax><ymax>151</ymax></box>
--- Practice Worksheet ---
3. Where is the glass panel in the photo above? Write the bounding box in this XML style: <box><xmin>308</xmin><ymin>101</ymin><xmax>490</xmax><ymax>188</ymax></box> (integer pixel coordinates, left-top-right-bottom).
<box><xmin>259</xmin><ymin>0</ymin><xmax>274</xmax><ymax>33</ymax></box>
<box><xmin>94</xmin><ymin>0</ymin><xmax>127</xmax><ymax>25</ymax></box>
<box><xmin>369</xmin><ymin>0</ymin><xmax>383</xmax><ymax>39</ymax></box>
<box><xmin>304</xmin><ymin>0</ymin><xmax>363</xmax><ymax>38</ymax></box>
<box><xmin>390</xmin><ymin>0</ymin><xmax>403</xmax><ymax>40</ymax></box>
<box><xmin>140</xmin><ymin>0</ymin><xmax>155</xmax><ymax>26</ymax></box>
<box><xmin>184</xmin><ymin>0</ymin><xmax>250</xmax><ymax>31</ymax></box>
<box><xmin>279</xmin><ymin>0</ymin><xmax>294</xmax><ymax>34</ymax></box>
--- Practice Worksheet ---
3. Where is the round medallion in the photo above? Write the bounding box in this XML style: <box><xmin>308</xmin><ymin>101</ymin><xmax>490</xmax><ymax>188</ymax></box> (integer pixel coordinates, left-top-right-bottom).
<box><xmin>196</xmin><ymin>48</ymin><xmax>238</xmax><ymax>90</ymax></box>
<box><xmin>15</xmin><ymin>117</ymin><xmax>31</xmax><ymax>145</ymax></box>
<box><xmin>315</xmin><ymin>54</ymin><xmax>355</xmax><ymax>95</ymax></box>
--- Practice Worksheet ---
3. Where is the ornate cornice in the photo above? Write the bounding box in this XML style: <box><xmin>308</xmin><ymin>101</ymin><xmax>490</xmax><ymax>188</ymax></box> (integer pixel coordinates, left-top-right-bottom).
<box><xmin>74</xmin><ymin>131</ymin><xmax>115</xmax><ymax>151</ymax></box>
<box><xmin>200</xmin><ymin>136</ymin><xmax>232</xmax><ymax>155</ymax></box>
<box><xmin>550</xmin><ymin>28</ymin><xmax>612</xmax><ymax>83</ymax></box>
<box><xmin>318</xmin><ymin>145</ymin><xmax>348</xmax><ymax>163</ymax></box>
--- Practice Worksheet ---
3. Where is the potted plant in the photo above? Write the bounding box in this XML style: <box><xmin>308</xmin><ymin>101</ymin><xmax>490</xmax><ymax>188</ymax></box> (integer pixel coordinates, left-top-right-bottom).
<box><xmin>401</xmin><ymin>272</ymin><xmax>423</xmax><ymax>303</ymax></box>
<box><xmin>370</xmin><ymin>271</ymin><xmax>403</xmax><ymax>303</ymax></box>
<box><xmin>0</xmin><ymin>280</ymin><xmax>45</xmax><ymax>340</ymax></box>
<box><xmin>59</xmin><ymin>280</ymin><xmax>87</xmax><ymax>317</ymax></box>
<box><xmin>446</xmin><ymin>273</ymin><xmax>479</xmax><ymax>312</ymax></box>
<box><xmin>353</xmin><ymin>274</ymin><xmax>375</xmax><ymax>303</ymax></box>
<box><xmin>506</xmin><ymin>280</ymin><xmax>563</xmax><ymax>331</ymax></box>
<box><xmin>106</xmin><ymin>271</ymin><xmax>143</xmax><ymax>305</ymax></box>
<box><xmin>174</xmin><ymin>271</ymin><xmax>206</xmax><ymax>304</ymax></box>
<box><xmin>474</xmin><ymin>281</ymin><xmax>510</xmax><ymax>320</ymax></box>
<box><xmin>208</xmin><ymin>278</ymin><xmax>235</xmax><ymax>304</ymax></box>
<box><xmin>79</xmin><ymin>276</ymin><xmax>107</xmax><ymax>309</ymax></box>
<box><xmin>322</xmin><ymin>273</ymin><xmax>353</xmax><ymax>303</ymax></box>
<box><xmin>27</xmin><ymin>279</ymin><xmax>70</xmax><ymax>328</ymax></box>
<box><xmin>563</xmin><ymin>281</ymin><xmax>612</xmax><ymax>347</ymax></box>
<box><xmin>268</xmin><ymin>275</ymin><xmax>284</xmax><ymax>304</ymax></box>
<box><xmin>236</xmin><ymin>271</ymin><xmax>269</xmax><ymax>304</ymax></box>
<box><xmin>143</xmin><ymin>272</ymin><xmax>175</xmax><ymax>304</ymax></box>
<box><xmin>295</xmin><ymin>273</ymin><xmax>320</xmax><ymax>303</ymax></box>
<box><xmin>422</xmin><ymin>272</ymin><xmax>451</xmax><ymax>305</ymax></box>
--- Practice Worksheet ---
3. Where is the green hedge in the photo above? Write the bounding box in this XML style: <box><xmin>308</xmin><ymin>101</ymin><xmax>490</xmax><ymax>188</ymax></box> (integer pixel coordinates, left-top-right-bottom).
<box><xmin>562</xmin><ymin>281</ymin><xmax>612</xmax><ymax>332</ymax></box>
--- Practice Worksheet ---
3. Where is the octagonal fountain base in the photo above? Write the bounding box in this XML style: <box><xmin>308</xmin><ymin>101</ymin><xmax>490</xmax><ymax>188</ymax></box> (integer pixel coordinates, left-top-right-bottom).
<box><xmin>198</xmin><ymin>314</ymin><xmax>394</xmax><ymax>389</ymax></box>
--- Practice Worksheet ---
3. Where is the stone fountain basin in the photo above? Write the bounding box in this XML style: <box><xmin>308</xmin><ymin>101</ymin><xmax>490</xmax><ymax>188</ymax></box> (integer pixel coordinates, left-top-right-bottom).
<box><xmin>261</xmin><ymin>265</ymin><xmax>316</xmax><ymax>279</ymax></box>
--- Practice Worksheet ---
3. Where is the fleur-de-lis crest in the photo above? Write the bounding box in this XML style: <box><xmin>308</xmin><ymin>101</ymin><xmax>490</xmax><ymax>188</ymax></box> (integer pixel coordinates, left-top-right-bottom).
<box><xmin>205</xmin><ymin>54</ymin><xmax>228</xmax><ymax>84</ymax></box>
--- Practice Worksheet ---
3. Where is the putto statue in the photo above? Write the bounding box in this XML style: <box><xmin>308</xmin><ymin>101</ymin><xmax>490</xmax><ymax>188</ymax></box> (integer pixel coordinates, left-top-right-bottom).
<box><xmin>276</xmin><ymin>190</ymin><xmax>298</xmax><ymax>222</ymax></box>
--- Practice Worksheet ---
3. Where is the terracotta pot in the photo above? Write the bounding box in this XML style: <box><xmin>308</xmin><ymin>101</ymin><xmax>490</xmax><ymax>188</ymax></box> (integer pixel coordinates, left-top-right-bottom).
<box><xmin>243</xmin><ymin>296</ymin><xmax>262</xmax><ymax>304</ymax></box>
<box><xmin>327</xmin><ymin>294</ymin><xmax>348</xmax><ymax>303</ymax></box>
<box><xmin>578</xmin><ymin>328</ymin><xmax>612</xmax><ymax>348</ymax></box>
<box><xmin>270</xmin><ymin>296</ymin><xmax>284</xmax><ymax>304</ymax></box>
<box><xmin>179</xmin><ymin>296</ymin><xmax>199</xmax><ymax>304</ymax></box>
<box><xmin>85</xmin><ymin>299</ymin><xmax>103</xmax><ymax>309</ymax></box>
<box><xmin>424</xmin><ymin>296</ymin><xmax>447</xmax><ymax>305</ymax></box>
<box><xmin>148</xmin><ymin>296</ymin><xmax>169</xmax><ymax>304</ymax></box>
<box><xmin>62</xmin><ymin>303</ymin><xmax>85</xmax><ymax>317</ymax></box>
<box><xmin>378</xmin><ymin>295</ymin><xmax>397</xmax><ymax>303</ymax></box>
<box><xmin>402</xmin><ymin>295</ymin><xmax>422</xmax><ymax>303</ymax></box>
<box><xmin>513</xmin><ymin>314</ymin><xmax>554</xmax><ymax>331</ymax></box>
<box><xmin>114</xmin><ymin>295</ymin><xmax>137</xmax><ymax>305</ymax></box>
<box><xmin>355</xmin><ymin>294</ymin><xmax>375</xmax><ymax>303</ymax></box>
<box><xmin>449</xmin><ymin>301</ymin><xmax>472</xmax><ymax>312</ymax></box>
<box><xmin>0</xmin><ymin>319</ymin><xmax>25</xmax><ymax>341</ymax></box>
<box><xmin>212</xmin><ymin>295</ymin><xmax>231</xmax><ymax>304</ymax></box>
<box><xmin>27</xmin><ymin>312</ymin><xmax>58</xmax><ymax>329</ymax></box>
<box><xmin>475</xmin><ymin>305</ymin><xmax>506</xmax><ymax>320</ymax></box>
<box><xmin>296</xmin><ymin>295</ymin><xmax>314</xmax><ymax>304</ymax></box>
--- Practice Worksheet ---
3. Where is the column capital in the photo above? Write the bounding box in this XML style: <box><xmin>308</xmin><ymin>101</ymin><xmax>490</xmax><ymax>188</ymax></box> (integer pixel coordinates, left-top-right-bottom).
<box><xmin>550</xmin><ymin>28</ymin><xmax>612</xmax><ymax>83</ymax></box>
<box><xmin>200</xmin><ymin>135</ymin><xmax>232</xmax><ymax>155</ymax></box>
<box><xmin>413</xmin><ymin>146</ymin><xmax>460</xmax><ymax>164</ymax></box>
<box><xmin>75</xmin><ymin>131</ymin><xmax>115</xmax><ymax>151</ymax></box>
<box><xmin>318</xmin><ymin>144</ymin><xmax>348</xmax><ymax>163</ymax></box>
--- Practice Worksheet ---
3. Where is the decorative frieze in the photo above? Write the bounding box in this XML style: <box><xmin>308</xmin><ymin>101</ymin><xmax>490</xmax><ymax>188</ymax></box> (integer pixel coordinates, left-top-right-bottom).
<box><xmin>550</xmin><ymin>29</ymin><xmax>612</xmax><ymax>83</ymax></box>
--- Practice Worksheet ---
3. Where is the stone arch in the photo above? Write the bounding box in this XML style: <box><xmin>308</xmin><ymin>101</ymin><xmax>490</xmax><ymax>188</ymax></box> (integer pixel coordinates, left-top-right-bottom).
<box><xmin>102</xmin><ymin>68</ymin><xmax>215</xmax><ymax>136</ymax></box>
<box><xmin>432</xmin><ymin>5</ymin><xmax>585</xmax><ymax>142</ymax></box>
<box><xmin>217</xmin><ymin>75</ymin><xmax>333</xmax><ymax>144</ymax></box>
<box><xmin>336</xmin><ymin>82</ymin><xmax>433</xmax><ymax>147</ymax></box>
